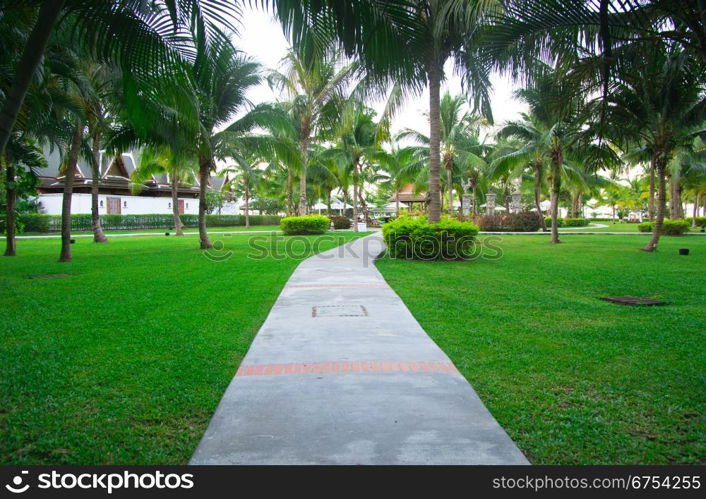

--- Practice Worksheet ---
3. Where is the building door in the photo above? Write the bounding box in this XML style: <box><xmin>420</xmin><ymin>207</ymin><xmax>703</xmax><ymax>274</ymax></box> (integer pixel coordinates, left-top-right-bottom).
<box><xmin>107</xmin><ymin>197</ymin><xmax>121</xmax><ymax>214</ymax></box>
<box><xmin>178</xmin><ymin>199</ymin><xmax>185</xmax><ymax>214</ymax></box>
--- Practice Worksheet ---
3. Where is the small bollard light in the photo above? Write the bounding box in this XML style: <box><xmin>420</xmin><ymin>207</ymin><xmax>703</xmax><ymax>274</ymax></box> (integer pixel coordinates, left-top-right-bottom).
<box><xmin>70</xmin><ymin>239</ymin><xmax>76</xmax><ymax>244</ymax></box>
<box><xmin>679</xmin><ymin>248</ymin><xmax>689</xmax><ymax>256</ymax></box>
<box><xmin>165</xmin><ymin>232</ymin><xmax>170</xmax><ymax>236</ymax></box>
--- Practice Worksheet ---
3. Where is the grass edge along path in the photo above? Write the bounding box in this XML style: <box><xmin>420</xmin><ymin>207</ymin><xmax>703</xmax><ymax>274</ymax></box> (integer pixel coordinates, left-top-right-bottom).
<box><xmin>0</xmin><ymin>231</ymin><xmax>367</xmax><ymax>464</ymax></box>
<box><xmin>375</xmin><ymin>234</ymin><xmax>705</xmax><ymax>464</ymax></box>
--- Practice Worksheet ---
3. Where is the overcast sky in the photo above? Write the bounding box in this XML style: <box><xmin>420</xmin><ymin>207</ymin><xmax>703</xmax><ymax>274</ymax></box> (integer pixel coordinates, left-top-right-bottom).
<box><xmin>234</xmin><ymin>7</ymin><xmax>528</xmax><ymax>139</ymax></box>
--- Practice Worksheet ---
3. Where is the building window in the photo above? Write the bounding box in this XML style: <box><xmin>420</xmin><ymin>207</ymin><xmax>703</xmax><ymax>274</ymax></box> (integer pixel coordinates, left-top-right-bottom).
<box><xmin>168</xmin><ymin>202</ymin><xmax>171</xmax><ymax>208</ymax></box>
<box><xmin>100</xmin><ymin>200</ymin><xmax>103</xmax><ymax>207</ymax></box>
<box><xmin>123</xmin><ymin>201</ymin><xmax>127</xmax><ymax>208</ymax></box>
<box><xmin>186</xmin><ymin>203</ymin><xmax>189</xmax><ymax>209</ymax></box>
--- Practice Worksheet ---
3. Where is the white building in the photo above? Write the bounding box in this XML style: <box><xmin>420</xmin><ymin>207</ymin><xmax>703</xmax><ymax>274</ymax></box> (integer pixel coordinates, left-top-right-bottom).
<box><xmin>32</xmin><ymin>148</ymin><xmax>224</xmax><ymax>216</ymax></box>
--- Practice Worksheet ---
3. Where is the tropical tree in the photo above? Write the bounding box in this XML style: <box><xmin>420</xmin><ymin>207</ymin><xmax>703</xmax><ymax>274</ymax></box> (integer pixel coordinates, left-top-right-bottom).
<box><xmin>492</xmin><ymin>113</ymin><xmax>552</xmax><ymax>231</ymax></box>
<box><xmin>601</xmin><ymin>45</ymin><xmax>706</xmax><ymax>251</ymax></box>
<box><xmin>273</xmin><ymin>0</ymin><xmax>499</xmax><ymax>223</ymax></box>
<box><xmin>322</xmin><ymin>105</ymin><xmax>390</xmax><ymax>229</ymax></box>
<box><xmin>190</xmin><ymin>31</ymin><xmax>261</xmax><ymax>249</ymax></box>
<box><xmin>267</xmin><ymin>48</ymin><xmax>357</xmax><ymax>215</ymax></box>
<box><xmin>131</xmin><ymin>146</ymin><xmax>197</xmax><ymax>235</ymax></box>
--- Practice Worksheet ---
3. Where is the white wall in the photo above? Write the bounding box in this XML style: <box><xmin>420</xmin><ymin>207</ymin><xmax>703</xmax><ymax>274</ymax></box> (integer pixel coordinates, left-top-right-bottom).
<box><xmin>37</xmin><ymin>193</ymin><xmax>200</xmax><ymax>215</ymax></box>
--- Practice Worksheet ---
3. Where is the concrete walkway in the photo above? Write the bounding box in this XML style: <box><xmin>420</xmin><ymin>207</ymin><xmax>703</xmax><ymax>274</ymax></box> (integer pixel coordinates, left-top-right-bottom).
<box><xmin>190</xmin><ymin>233</ymin><xmax>528</xmax><ymax>465</ymax></box>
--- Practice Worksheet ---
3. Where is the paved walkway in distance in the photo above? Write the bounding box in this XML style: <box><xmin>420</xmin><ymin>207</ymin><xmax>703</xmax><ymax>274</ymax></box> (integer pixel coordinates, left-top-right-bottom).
<box><xmin>190</xmin><ymin>233</ymin><xmax>528</xmax><ymax>465</ymax></box>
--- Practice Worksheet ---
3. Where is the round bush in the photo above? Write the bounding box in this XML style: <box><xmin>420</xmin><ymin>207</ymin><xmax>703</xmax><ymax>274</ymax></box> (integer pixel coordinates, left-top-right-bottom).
<box><xmin>382</xmin><ymin>216</ymin><xmax>479</xmax><ymax>260</ymax></box>
<box><xmin>637</xmin><ymin>219</ymin><xmax>690</xmax><ymax>235</ymax></box>
<box><xmin>280</xmin><ymin>215</ymin><xmax>330</xmax><ymax>235</ymax></box>
<box><xmin>329</xmin><ymin>215</ymin><xmax>351</xmax><ymax>230</ymax></box>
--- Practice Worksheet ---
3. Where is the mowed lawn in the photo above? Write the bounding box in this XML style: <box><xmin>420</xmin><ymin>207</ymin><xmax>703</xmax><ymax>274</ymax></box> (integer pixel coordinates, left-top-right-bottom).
<box><xmin>376</xmin><ymin>234</ymin><xmax>706</xmax><ymax>464</ymax></box>
<box><xmin>0</xmin><ymin>231</ymin><xmax>364</xmax><ymax>464</ymax></box>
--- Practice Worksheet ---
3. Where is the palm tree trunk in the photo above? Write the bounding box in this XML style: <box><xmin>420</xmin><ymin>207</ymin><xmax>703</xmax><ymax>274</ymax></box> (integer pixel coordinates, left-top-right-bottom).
<box><xmin>59</xmin><ymin>124</ymin><xmax>82</xmax><ymax>262</ymax></box>
<box><xmin>286</xmin><ymin>168</ymin><xmax>293</xmax><ymax>216</ymax></box>
<box><xmin>299</xmin><ymin>130</ymin><xmax>309</xmax><ymax>215</ymax></box>
<box><xmin>352</xmin><ymin>158</ymin><xmax>359</xmax><ymax>232</ymax></box>
<box><xmin>643</xmin><ymin>152</ymin><xmax>667</xmax><ymax>252</ymax></box>
<box><xmin>3</xmin><ymin>159</ymin><xmax>16</xmax><ymax>256</ymax></box>
<box><xmin>244</xmin><ymin>182</ymin><xmax>250</xmax><ymax>228</ymax></box>
<box><xmin>171</xmin><ymin>174</ymin><xmax>184</xmax><ymax>236</ymax></box>
<box><xmin>692</xmin><ymin>193</ymin><xmax>699</xmax><ymax>228</ymax></box>
<box><xmin>534</xmin><ymin>161</ymin><xmax>547</xmax><ymax>232</ymax></box>
<box><xmin>427</xmin><ymin>57</ymin><xmax>442</xmax><ymax>223</ymax></box>
<box><xmin>549</xmin><ymin>147</ymin><xmax>562</xmax><ymax>244</ymax></box>
<box><xmin>0</xmin><ymin>0</ymin><xmax>65</xmax><ymax>155</ymax></box>
<box><xmin>471</xmin><ymin>183</ymin><xmax>477</xmax><ymax>215</ymax></box>
<box><xmin>198</xmin><ymin>156</ymin><xmax>213</xmax><ymax>249</ymax></box>
<box><xmin>395</xmin><ymin>194</ymin><xmax>400</xmax><ymax>217</ymax></box>
<box><xmin>446</xmin><ymin>163</ymin><xmax>453</xmax><ymax>217</ymax></box>
<box><xmin>327</xmin><ymin>189</ymin><xmax>332</xmax><ymax>215</ymax></box>
<box><xmin>90</xmin><ymin>132</ymin><xmax>107</xmax><ymax>243</ymax></box>
<box><xmin>648</xmin><ymin>159</ymin><xmax>655</xmax><ymax>221</ymax></box>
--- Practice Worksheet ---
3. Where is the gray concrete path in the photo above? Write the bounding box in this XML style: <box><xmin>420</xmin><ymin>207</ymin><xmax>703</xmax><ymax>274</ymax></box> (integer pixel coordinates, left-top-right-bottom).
<box><xmin>190</xmin><ymin>233</ymin><xmax>528</xmax><ymax>465</ymax></box>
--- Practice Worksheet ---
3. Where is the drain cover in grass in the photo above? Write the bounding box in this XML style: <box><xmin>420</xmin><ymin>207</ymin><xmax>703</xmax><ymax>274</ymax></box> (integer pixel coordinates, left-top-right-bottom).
<box><xmin>27</xmin><ymin>273</ymin><xmax>72</xmax><ymax>280</ymax></box>
<box><xmin>600</xmin><ymin>296</ymin><xmax>666</xmax><ymax>306</ymax></box>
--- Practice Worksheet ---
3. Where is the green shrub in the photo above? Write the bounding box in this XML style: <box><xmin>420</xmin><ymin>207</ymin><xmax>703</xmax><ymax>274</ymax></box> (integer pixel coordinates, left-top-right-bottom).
<box><xmin>637</xmin><ymin>219</ymin><xmax>690</xmax><ymax>235</ymax></box>
<box><xmin>0</xmin><ymin>215</ymin><xmax>25</xmax><ymax>234</ymax></box>
<box><xmin>329</xmin><ymin>215</ymin><xmax>351</xmax><ymax>229</ymax></box>
<box><xmin>544</xmin><ymin>217</ymin><xmax>564</xmax><ymax>227</ymax></box>
<box><xmin>686</xmin><ymin>216</ymin><xmax>706</xmax><ymax>229</ymax></box>
<box><xmin>1</xmin><ymin>213</ymin><xmax>282</xmax><ymax>233</ymax></box>
<box><xmin>280</xmin><ymin>215</ymin><xmax>330</xmax><ymax>235</ymax></box>
<box><xmin>563</xmin><ymin>218</ymin><xmax>590</xmax><ymax>227</ymax></box>
<box><xmin>382</xmin><ymin>216</ymin><xmax>479</xmax><ymax>260</ymax></box>
<box><xmin>475</xmin><ymin>211</ymin><xmax>542</xmax><ymax>232</ymax></box>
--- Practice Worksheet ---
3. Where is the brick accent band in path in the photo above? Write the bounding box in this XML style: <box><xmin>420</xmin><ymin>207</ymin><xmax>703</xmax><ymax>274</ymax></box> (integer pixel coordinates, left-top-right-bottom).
<box><xmin>236</xmin><ymin>360</ymin><xmax>459</xmax><ymax>377</ymax></box>
<box><xmin>286</xmin><ymin>283</ymin><xmax>389</xmax><ymax>289</ymax></box>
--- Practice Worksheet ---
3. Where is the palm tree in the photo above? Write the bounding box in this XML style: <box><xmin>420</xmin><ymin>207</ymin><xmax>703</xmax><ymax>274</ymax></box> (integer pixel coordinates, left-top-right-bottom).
<box><xmin>273</xmin><ymin>1</ymin><xmax>498</xmax><ymax>223</ymax></box>
<box><xmin>601</xmin><ymin>45</ymin><xmax>706</xmax><ymax>251</ymax></box>
<box><xmin>131</xmin><ymin>146</ymin><xmax>197</xmax><ymax>236</ymax></box>
<box><xmin>492</xmin><ymin>113</ymin><xmax>552</xmax><ymax>231</ymax></box>
<box><xmin>322</xmin><ymin>105</ymin><xmax>390</xmax><ymax>229</ymax></box>
<box><xmin>0</xmin><ymin>0</ymin><xmax>239</xmax><ymax>165</ymax></box>
<box><xmin>190</xmin><ymin>31</ymin><xmax>260</xmax><ymax>249</ymax></box>
<box><xmin>397</xmin><ymin>92</ymin><xmax>488</xmax><ymax>217</ymax></box>
<box><xmin>267</xmin><ymin>48</ymin><xmax>357</xmax><ymax>215</ymax></box>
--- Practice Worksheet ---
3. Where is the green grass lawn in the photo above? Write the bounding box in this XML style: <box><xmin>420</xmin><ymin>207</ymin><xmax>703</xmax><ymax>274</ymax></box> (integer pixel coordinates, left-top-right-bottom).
<box><xmin>561</xmin><ymin>222</ymin><xmax>704</xmax><ymax>233</ymax></box>
<box><xmin>376</xmin><ymin>234</ymin><xmax>706</xmax><ymax>464</ymax></box>
<box><xmin>20</xmin><ymin>225</ymin><xmax>281</xmax><ymax>236</ymax></box>
<box><xmin>0</xmin><ymin>231</ymin><xmax>364</xmax><ymax>464</ymax></box>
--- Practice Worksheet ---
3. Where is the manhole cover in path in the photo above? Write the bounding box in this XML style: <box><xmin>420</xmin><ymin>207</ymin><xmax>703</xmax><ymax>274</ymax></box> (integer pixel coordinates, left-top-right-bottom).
<box><xmin>312</xmin><ymin>305</ymin><xmax>368</xmax><ymax>317</ymax></box>
<box><xmin>27</xmin><ymin>273</ymin><xmax>72</xmax><ymax>280</ymax></box>
<box><xmin>600</xmin><ymin>296</ymin><xmax>667</xmax><ymax>306</ymax></box>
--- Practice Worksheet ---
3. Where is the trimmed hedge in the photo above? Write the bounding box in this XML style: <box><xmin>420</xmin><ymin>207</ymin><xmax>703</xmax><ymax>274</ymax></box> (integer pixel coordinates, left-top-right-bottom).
<box><xmin>638</xmin><ymin>219</ymin><xmax>691</xmax><ymax>235</ymax></box>
<box><xmin>686</xmin><ymin>216</ymin><xmax>706</xmax><ymax>229</ymax></box>
<box><xmin>329</xmin><ymin>215</ymin><xmax>351</xmax><ymax>230</ymax></box>
<box><xmin>280</xmin><ymin>215</ymin><xmax>330</xmax><ymax>235</ymax></box>
<box><xmin>475</xmin><ymin>212</ymin><xmax>542</xmax><ymax>232</ymax></box>
<box><xmin>544</xmin><ymin>217</ymin><xmax>590</xmax><ymax>227</ymax></box>
<box><xmin>382</xmin><ymin>216</ymin><xmax>479</xmax><ymax>260</ymax></box>
<box><xmin>544</xmin><ymin>217</ymin><xmax>564</xmax><ymax>228</ymax></box>
<box><xmin>0</xmin><ymin>213</ymin><xmax>281</xmax><ymax>233</ymax></box>
<box><xmin>563</xmin><ymin>218</ymin><xmax>590</xmax><ymax>227</ymax></box>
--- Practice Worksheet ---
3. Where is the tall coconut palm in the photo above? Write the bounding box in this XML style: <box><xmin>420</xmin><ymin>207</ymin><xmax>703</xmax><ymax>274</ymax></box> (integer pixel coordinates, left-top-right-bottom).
<box><xmin>267</xmin><ymin>48</ymin><xmax>358</xmax><ymax>215</ymax></box>
<box><xmin>190</xmin><ymin>30</ymin><xmax>260</xmax><ymax>249</ymax></box>
<box><xmin>273</xmin><ymin>0</ymin><xmax>499</xmax><ymax>223</ymax></box>
<box><xmin>492</xmin><ymin>114</ymin><xmax>551</xmax><ymax>231</ymax></box>
<box><xmin>397</xmin><ymin>92</ymin><xmax>489</xmax><ymax>217</ymax></box>
<box><xmin>322</xmin><ymin>105</ymin><xmax>391</xmax><ymax>229</ymax></box>
<box><xmin>600</xmin><ymin>45</ymin><xmax>706</xmax><ymax>251</ymax></box>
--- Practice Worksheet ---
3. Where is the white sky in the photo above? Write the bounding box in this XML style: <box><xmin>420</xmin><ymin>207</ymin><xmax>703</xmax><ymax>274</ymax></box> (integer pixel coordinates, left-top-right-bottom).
<box><xmin>234</xmin><ymin>7</ymin><xmax>528</xmax><ymax>138</ymax></box>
